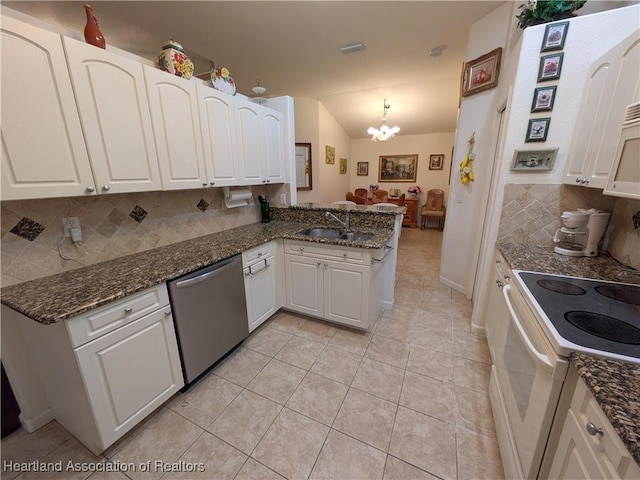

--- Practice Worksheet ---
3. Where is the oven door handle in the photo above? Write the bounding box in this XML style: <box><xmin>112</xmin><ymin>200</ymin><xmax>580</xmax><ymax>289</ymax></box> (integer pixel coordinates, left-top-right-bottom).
<box><xmin>503</xmin><ymin>285</ymin><xmax>553</xmax><ymax>370</ymax></box>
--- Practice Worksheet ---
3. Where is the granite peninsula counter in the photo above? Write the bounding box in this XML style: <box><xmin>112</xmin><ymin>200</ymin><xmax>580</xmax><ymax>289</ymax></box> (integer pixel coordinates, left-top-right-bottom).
<box><xmin>1</xmin><ymin>203</ymin><xmax>402</xmax><ymax>325</ymax></box>
<box><xmin>496</xmin><ymin>242</ymin><xmax>640</xmax><ymax>465</ymax></box>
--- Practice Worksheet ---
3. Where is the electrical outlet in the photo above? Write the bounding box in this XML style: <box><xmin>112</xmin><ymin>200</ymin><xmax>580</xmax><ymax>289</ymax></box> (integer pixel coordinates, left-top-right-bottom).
<box><xmin>62</xmin><ymin>217</ymin><xmax>81</xmax><ymax>238</ymax></box>
<box><xmin>280</xmin><ymin>193</ymin><xmax>287</xmax><ymax>205</ymax></box>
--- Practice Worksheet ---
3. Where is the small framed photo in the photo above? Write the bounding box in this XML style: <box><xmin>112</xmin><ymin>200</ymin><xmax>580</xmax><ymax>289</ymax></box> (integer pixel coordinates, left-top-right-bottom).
<box><xmin>526</xmin><ymin>118</ymin><xmax>551</xmax><ymax>142</ymax></box>
<box><xmin>339</xmin><ymin>158</ymin><xmax>347</xmax><ymax>174</ymax></box>
<box><xmin>357</xmin><ymin>161</ymin><xmax>369</xmax><ymax>176</ymax></box>
<box><xmin>429</xmin><ymin>154</ymin><xmax>444</xmax><ymax>170</ymax></box>
<box><xmin>325</xmin><ymin>145</ymin><xmax>335</xmax><ymax>164</ymax></box>
<box><xmin>541</xmin><ymin>22</ymin><xmax>569</xmax><ymax>52</ymax></box>
<box><xmin>461</xmin><ymin>47</ymin><xmax>502</xmax><ymax>97</ymax></box>
<box><xmin>511</xmin><ymin>149</ymin><xmax>558</xmax><ymax>171</ymax></box>
<box><xmin>531</xmin><ymin>86</ymin><xmax>557</xmax><ymax>112</ymax></box>
<box><xmin>538</xmin><ymin>53</ymin><xmax>563</xmax><ymax>82</ymax></box>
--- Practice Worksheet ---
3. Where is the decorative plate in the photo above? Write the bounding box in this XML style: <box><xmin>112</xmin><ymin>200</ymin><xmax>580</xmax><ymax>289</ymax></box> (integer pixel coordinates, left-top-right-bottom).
<box><xmin>210</xmin><ymin>66</ymin><xmax>236</xmax><ymax>95</ymax></box>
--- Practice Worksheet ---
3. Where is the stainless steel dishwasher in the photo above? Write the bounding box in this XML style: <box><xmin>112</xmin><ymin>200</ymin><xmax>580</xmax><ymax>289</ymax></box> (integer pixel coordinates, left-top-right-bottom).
<box><xmin>168</xmin><ymin>255</ymin><xmax>249</xmax><ymax>385</ymax></box>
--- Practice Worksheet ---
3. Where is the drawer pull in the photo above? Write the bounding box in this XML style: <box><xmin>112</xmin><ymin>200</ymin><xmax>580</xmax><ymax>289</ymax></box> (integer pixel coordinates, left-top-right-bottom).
<box><xmin>586</xmin><ymin>422</ymin><xmax>604</xmax><ymax>437</ymax></box>
<box><xmin>124</xmin><ymin>307</ymin><xmax>133</xmax><ymax>314</ymax></box>
<box><xmin>299</xmin><ymin>247</ymin><xmax>304</xmax><ymax>252</ymax></box>
<box><xmin>343</xmin><ymin>253</ymin><xmax>348</xmax><ymax>258</ymax></box>
<box><xmin>164</xmin><ymin>310</ymin><xmax>171</xmax><ymax>316</ymax></box>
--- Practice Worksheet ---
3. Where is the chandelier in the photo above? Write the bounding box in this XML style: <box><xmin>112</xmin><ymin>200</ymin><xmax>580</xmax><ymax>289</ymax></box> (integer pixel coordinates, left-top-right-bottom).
<box><xmin>367</xmin><ymin>99</ymin><xmax>400</xmax><ymax>142</ymax></box>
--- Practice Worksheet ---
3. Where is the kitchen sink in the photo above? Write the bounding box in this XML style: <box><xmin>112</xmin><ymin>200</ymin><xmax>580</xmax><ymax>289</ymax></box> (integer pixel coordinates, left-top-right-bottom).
<box><xmin>299</xmin><ymin>228</ymin><xmax>373</xmax><ymax>241</ymax></box>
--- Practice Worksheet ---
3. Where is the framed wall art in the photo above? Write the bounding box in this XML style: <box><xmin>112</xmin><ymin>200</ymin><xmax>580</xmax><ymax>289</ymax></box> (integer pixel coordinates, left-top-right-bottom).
<box><xmin>378</xmin><ymin>154</ymin><xmax>418</xmax><ymax>182</ymax></box>
<box><xmin>531</xmin><ymin>86</ymin><xmax>557</xmax><ymax>112</ymax></box>
<box><xmin>461</xmin><ymin>47</ymin><xmax>502</xmax><ymax>97</ymax></box>
<box><xmin>511</xmin><ymin>149</ymin><xmax>558</xmax><ymax>171</ymax></box>
<box><xmin>541</xmin><ymin>21</ymin><xmax>569</xmax><ymax>52</ymax></box>
<box><xmin>525</xmin><ymin>118</ymin><xmax>551</xmax><ymax>142</ymax></box>
<box><xmin>357</xmin><ymin>162</ymin><xmax>369</xmax><ymax>176</ymax></box>
<box><xmin>429</xmin><ymin>154</ymin><xmax>444</xmax><ymax>170</ymax></box>
<box><xmin>538</xmin><ymin>53</ymin><xmax>563</xmax><ymax>82</ymax></box>
<box><xmin>339</xmin><ymin>158</ymin><xmax>347</xmax><ymax>174</ymax></box>
<box><xmin>325</xmin><ymin>145</ymin><xmax>335</xmax><ymax>164</ymax></box>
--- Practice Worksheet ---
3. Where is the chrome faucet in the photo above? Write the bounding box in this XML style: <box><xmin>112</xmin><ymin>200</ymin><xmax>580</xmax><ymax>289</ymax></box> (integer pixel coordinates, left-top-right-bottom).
<box><xmin>325</xmin><ymin>211</ymin><xmax>350</xmax><ymax>229</ymax></box>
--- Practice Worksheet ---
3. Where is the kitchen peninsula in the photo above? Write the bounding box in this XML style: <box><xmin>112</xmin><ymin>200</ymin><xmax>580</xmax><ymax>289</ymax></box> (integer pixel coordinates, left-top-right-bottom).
<box><xmin>1</xmin><ymin>203</ymin><xmax>403</xmax><ymax>455</ymax></box>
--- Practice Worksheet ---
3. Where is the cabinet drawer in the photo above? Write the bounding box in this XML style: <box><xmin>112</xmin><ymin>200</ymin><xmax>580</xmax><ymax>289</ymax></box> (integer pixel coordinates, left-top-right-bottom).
<box><xmin>65</xmin><ymin>285</ymin><xmax>170</xmax><ymax>348</ymax></box>
<box><xmin>284</xmin><ymin>240</ymin><xmax>366</xmax><ymax>263</ymax></box>
<box><xmin>570</xmin><ymin>377</ymin><xmax>640</xmax><ymax>479</ymax></box>
<box><xmin>243</xmin><ymin>240</ymin><xmax>277</xmax><ymax>266</ymax></box>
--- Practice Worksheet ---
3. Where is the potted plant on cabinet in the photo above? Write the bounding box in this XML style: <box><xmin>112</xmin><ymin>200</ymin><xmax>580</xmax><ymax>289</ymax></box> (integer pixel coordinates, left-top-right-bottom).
<box><xmin>516</xmin><ymin>0</ymin><xmax>587</xmax><ymax>29</ymax></box>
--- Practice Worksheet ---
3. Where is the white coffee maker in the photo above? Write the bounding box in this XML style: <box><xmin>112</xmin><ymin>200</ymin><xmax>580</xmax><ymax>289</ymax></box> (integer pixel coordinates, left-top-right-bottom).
<box><xmin>553</xmin><ymin>209</ymin><xmax>610</xmax><ymax>257</ymax></box>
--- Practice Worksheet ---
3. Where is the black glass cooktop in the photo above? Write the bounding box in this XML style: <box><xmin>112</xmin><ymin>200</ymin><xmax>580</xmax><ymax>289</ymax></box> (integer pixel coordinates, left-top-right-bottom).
<box><xmin>516</xmin><ymin>272</ymin><xmax>640</xmax><ymax>361</ymax></box>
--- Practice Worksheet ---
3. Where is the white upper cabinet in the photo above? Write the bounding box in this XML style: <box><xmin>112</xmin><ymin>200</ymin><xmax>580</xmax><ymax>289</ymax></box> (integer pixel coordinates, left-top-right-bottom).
<box><xmin>197</xmin><ymin>84</ymin><xmax>240</xmax><ymax>187</ymax></box>
<box><xmin>1</xmin><ymin>16</ymin><xmax>95</xmax><ymax>200</ymax></box>
<box><xmin>144</xmin><ymin>66</ymin><xmax>207</xmax><ymax>190</ymax></box>
<box><xmin>564</xmin><ymin>31</ymin><xmax>640</xmax><ymax>189</ymax></box>
<box><xmin>263</xmin><ymin>109</ymin><xmax>286</xmax><ymax>183</ymax></box>
<box><xmin>235</xmin><ymin>96</ymin><xmax>286</xmax><ymax>185</ymax></box>
<box><xmin>64</xmin><ymin>37</ymin><xmax>162</xmax><ymax>194</ymax></box>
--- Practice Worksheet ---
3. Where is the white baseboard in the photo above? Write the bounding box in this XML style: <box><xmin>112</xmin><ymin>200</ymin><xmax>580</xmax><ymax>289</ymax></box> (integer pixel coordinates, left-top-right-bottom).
<box><xmin>19</xmin><ymin>409</ymin><xmax>54</xmax><ymax>433</ymax></box>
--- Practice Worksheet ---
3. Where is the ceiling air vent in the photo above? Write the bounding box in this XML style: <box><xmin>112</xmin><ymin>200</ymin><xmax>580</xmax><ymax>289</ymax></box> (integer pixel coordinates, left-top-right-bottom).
<box><xmin>623</xmin><ymin>101</ymin><xmax>640</xmax><ymax>125</ymax></box>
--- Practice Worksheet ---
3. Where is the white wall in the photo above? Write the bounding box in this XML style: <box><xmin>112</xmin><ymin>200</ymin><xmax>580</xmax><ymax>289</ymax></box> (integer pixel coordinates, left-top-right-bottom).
<box><xmin>439</xmin><ymin>2</ymin><xmax>513</xmax><ymax>296</ymax></box>
<box><xmin>294</xmin><ymin>98</ymin><xmax>351</xmax><ymax>204</ymax></box>
<box><xmin>349</xmin><ymin>133</ymin><xmax>454</xmax><ymax>210</ymax></box>
<box><xmin>294</xmin><ymin>97</ymin><xmax>320</xmax><ymax>203</ymax></box>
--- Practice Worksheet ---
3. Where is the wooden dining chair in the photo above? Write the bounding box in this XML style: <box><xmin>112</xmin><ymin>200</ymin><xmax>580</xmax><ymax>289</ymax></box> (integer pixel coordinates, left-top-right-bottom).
<box><xmin>420</xmin><ymin>189</ymin><xmax>446</xmax><ymax>231</ymax></box>
<box><xmin>372</xmin><ymin>189</ymin><xmax>388</xmax><ymax>203</ymax></box>
<box><xmin>354</xmin><ymin>188</ymin><xmax>368</xmax><ymax>200</ymax></box>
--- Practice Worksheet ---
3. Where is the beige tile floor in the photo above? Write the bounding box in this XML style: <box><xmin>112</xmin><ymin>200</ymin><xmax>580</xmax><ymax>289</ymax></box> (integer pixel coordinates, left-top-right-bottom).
<box><xmin>1</xmin><ymin>228</ymin><xmax>503</xmax><ymax>480</ymax></box>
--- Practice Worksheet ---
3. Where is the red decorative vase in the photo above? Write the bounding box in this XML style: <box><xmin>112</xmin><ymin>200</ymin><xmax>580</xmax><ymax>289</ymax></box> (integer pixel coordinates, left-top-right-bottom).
<box><xmin>83</xmin><ymin>4</ymin><xmax>105</xmax><ymax>49</ymax></box>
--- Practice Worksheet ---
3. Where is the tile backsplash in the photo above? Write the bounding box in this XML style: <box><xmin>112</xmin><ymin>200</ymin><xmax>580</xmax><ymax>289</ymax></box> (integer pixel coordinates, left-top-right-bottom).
<box><xmin>1</xmin><ymin>185</ymin><xmax>287</xmax><ymax>286</ymax></box>
<box><xmin>498</xmin><ymin>184</ymin><xmax>640</xmax><ymax>268</ymax></box>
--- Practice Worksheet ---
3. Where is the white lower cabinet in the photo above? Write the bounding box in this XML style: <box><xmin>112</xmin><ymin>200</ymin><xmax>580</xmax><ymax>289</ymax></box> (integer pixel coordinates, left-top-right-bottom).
<box><xmin>284</xmin><ymin>240</ymin><xmax>383</xmax><ymax>330</ymax></box>
<box><xmin>243</xmin><ymin>240</ymin><xmax>283</xmax><ymax>332</ymax></box>
<box><xmin>12</xmin><ymin>285</ymin><xmax>183</xmax><ymax>454</ymax></box>
<box><xmin>543</xmin><ymin>367</ymin><xmax>640</xmax><ymax>480</ymax></box>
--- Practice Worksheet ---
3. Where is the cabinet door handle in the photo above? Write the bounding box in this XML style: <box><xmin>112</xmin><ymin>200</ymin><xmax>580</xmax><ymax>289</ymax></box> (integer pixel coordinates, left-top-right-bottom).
<box><xmin>102</xmin><ymin>185</ymin><xmax>111</xmax><ymax>192</ymax></box>
<box><xmin>210</xmin><ymin>182</ymin><xmax>215</xmax><ymax>186</ymax></box>
<box><xmin>86</xmin><ymin>186</ymin><xmax>95</xmax><ymax>193</ymax></box>
<box><xmin>343</xmin><ymin>253</ymin><xmax>348</xmax><ymax>258</ymax></box>
<box><xmin>299</xmin><ymin>247</ymin><xmax>304</xmax><ymax>252</ymax></box>
<box><xmin>324</xmin><ymin>262</ymin><xmax>328</xmax><ymax>267</ymax></box>
<box><xmin>316</xmin><ymin>261</ymin><xmax>321</xmax><ymax>266</ymax></box>
<box><xmin>586</xmin><ymin>422</ymin><xmax>604</xmax><ymax>437</ymax></box>
<box><xmin>124</xmin><ymin>307</ymin><xmax>133</xmax><ymax>314</ymax></box>
<box><xmin>202</xmin><ymin>182</ymin><xmax>208</xmax><ymax>187</ymax></box>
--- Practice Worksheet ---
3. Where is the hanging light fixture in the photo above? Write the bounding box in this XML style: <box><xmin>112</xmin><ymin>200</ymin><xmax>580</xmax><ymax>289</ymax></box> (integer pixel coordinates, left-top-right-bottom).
<box><xmin>251</xmin><ymin>79</ymin><xmax>267</xmax><ymax>104</ymax></box>
<box><xmin>367</xmin><ymin>99</ymin><xmax>400</xmax><ymax>142</ymax></box>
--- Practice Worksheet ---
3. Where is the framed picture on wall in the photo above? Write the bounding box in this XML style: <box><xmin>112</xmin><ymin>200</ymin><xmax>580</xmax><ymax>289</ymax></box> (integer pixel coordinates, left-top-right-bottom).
<box><xmin>325</xmin><ymin>145</ymin><xmax>335</xmax><ymax>164</ymax></box>
<box><xmin>541</xmin><ymin>21</ymin><xmax>569</xmax><ymax>52</ymax></box>
<box><xmin>461</xmin><ymin>47</ymin><xmax>502</xmax><ymax>97</ymax></box>
<box><xmin>339</xmin><ymin>158</ymin><xmax>347</xmax><ymax>174</ymax></box>
<box><xmin>511</xmin><ymin>148</ymin><xmax>558</xmax><ymax>171</ymax></box>
<box><xmin>378</xmin><ymin>154</ymin><xmax>418</xmax><ymax>182</ymax></box>
<box><xmin>531</xmin><ymin>86</ymin><xmax>557</xmax><ymax>112</ymax></box>
<box><xmin>357</xmin><ymin>162</ymin><xmax>369</xmax><ymax>176</ymax></box>
<box><xmin>429</xmin><ymin>154</ymin><xmax>444</xmax><ymax>170</ymax></box>
<box><xmin>537</xmin><ymin>53</ymin><xmax>563</xmax><ymax>82</ymax></box>
<box><xmin>525</xmin><ymin>118</ymin><xmax>551</xmax><ymax>142</ymax></box>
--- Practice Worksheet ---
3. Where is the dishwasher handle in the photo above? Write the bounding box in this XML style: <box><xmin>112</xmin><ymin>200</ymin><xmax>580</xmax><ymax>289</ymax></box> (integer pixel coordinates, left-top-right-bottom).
<box><xmin>175</xmin><ymin>256</ymin><xmax>239</xmax><ymax>288</ymax></box>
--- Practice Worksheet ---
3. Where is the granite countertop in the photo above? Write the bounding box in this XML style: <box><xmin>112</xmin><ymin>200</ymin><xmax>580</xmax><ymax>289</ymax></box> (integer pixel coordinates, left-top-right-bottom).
<box><xmin>570</xmin><ymin>353</ymin><xmax>640</xmax><ymax>465</ymax></box>
<box><xmin>497</xmin><ymin>242</ymin><xmax>639</xmax><ymax>465</ymax></box>
<box><xmin>1</xmin><ymin>220</ymin><xmax>393</xmax><ymax>325</ymax></box>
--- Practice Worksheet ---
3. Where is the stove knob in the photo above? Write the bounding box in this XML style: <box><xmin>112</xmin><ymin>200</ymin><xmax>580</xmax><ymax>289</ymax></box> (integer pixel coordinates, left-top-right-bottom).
<box><xmin>586</xmin><ymin>422</ymin><xmax>603</xmax><ymax>437</ymax></box>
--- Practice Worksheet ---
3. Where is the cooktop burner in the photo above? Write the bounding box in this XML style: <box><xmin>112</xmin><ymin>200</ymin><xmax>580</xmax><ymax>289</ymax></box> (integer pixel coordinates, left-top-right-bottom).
<box><xmin>514</xmin><ymin>271</ymin><xmax>640</xmax><ymax>363</ymax></box>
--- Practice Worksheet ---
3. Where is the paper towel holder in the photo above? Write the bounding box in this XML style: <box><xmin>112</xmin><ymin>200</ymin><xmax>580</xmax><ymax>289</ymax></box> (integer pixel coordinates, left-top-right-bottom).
<box><xmin>222</xmin><ymin>186</ymin><xmax>254</xmax><ymax>208</ymax></box>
